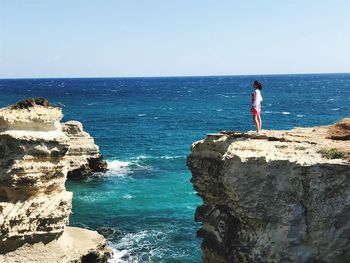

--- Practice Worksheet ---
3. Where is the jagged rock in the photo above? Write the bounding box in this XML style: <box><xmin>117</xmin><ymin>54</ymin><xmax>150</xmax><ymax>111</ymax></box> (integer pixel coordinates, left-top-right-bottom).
<box><xmin>0</xmin><ymin>102</ymin><xmax>111</xmax><ymax>262</ymax></box>
<box><xmin>187</xmin><ymin>119</ymin><xmax>350</xmax><ymax>263</ymax></box>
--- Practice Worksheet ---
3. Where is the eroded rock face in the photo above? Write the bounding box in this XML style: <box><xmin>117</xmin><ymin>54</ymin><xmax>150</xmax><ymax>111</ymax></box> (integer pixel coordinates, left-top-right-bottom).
<box><xmin>62</xmin><ymin>121</ymin><xmax>107</xmax><ymax>179</ymax></box>
<box><xmin>0</xmin><ymin>103</ymin><xmax>111</xmax><ymax>262</ymax></box>
<box><xmin>188</xmin><ymin>120</ymin><xmax>350</xmax><ymax>263</ymax></box>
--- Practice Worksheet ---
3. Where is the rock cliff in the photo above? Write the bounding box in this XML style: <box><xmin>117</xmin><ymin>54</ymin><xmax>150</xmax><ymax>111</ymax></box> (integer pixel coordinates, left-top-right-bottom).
<box><xmin>0</xmin><ymin>100</ymin><xmax>111</xmax><ymax>262</ymax></box>
<box><xmin>62</xmin><ymin>121</ymin><xmax>107</xmax><ymax>179</ymax></box>
<box><xmin>187</xmin><ymin>119</ymin><xmax>350</xmax><ymax>263</ymax></box>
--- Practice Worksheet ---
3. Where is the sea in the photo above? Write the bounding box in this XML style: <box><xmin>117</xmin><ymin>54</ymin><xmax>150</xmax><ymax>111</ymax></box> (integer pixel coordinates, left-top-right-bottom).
<box><xmin>0</xmin><ymin>74</ymin><xmax>349</xmax><ymax>262</ymax></box>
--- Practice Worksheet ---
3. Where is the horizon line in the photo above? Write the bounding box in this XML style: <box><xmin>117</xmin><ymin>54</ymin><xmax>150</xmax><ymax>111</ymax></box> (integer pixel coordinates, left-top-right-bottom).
<box><xmin>0</xmin><ymin>72</ymin><xmax>349</xmax><ymax>80</ymax></box>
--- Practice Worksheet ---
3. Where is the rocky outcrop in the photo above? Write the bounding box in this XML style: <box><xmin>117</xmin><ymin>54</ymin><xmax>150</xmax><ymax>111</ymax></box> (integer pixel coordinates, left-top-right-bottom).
<box><xmin>188</xmin><ymin>119</ymin><xmax>350</xmax><ymax>263</ymax></box>
<box><xmin>62</xmin><ymin>121</ymin><xmax>107</xmax><ymax>179</ymax></box>
<box><xmin>0</xmin><ymin>101</ymin><xmax>111</xmax><ymax>262</ymax></box>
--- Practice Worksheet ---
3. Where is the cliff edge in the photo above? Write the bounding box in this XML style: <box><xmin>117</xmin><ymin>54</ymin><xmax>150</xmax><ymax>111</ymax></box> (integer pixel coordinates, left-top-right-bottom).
<box><xmin>0</xmin><ymin>99</ymin><xmax>111</xmax><ymax>262</ymax></box>
<box><xmin>187</xmin><ymin>119</ymin><xmax>350</xmax><ymax>263</ymax></box>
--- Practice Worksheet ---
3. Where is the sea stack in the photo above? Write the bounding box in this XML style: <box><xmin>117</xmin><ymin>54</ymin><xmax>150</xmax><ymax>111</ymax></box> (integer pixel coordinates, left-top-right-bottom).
<box><xmin>187</xmin><ymin>119</ymin><xmax>350</xmax><ymax>263</ymax></box>
<box><xmin>0</xmin><ymin>99</ymin><xmax>111</xmax><ymax>262</ymax></box>
<box><xmin>62</xmin><ymin>120</ymin><xmax>108</xmax><ymax>179</ymax></box>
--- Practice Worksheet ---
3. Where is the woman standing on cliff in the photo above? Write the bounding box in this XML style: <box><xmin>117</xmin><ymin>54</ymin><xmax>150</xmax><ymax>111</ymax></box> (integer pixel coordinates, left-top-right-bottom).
<box><xmin>251</xmin><ymin>80</ymin><xmax>263</xmax><ymax>132</ymax></box>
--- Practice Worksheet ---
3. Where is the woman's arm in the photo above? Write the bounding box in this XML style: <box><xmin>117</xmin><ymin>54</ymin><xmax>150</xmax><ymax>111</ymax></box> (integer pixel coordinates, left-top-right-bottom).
<box><xmin>252</xmin><ymin>90</ymin><xmax>258</xmax><ymax>107</ymax></box>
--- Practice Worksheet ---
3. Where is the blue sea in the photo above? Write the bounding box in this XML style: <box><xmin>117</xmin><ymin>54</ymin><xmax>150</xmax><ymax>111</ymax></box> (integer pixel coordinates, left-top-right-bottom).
<box><xmin>0</xmin><ymin>74</ymin><xmax>349</xmax><ymax>262</ymax></box>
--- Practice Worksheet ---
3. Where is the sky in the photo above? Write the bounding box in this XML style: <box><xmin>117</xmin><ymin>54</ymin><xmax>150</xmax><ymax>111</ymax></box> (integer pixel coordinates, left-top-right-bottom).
<box><xmin>0</xmin><ymin>0</ymin><xmax>349</xmax><ymax>78</ymax></box>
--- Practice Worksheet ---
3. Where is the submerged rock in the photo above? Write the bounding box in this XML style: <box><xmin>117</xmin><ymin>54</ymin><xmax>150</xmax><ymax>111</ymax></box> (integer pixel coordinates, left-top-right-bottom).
<box><xmin>187</xmin><ymin>119</ymin><xmax>350</xmax><ymax>263</ymax></box>
<box><xmin>0</xmin><ymin>101</ymin><xmax>111</xmax><ymax>262</ymax></box>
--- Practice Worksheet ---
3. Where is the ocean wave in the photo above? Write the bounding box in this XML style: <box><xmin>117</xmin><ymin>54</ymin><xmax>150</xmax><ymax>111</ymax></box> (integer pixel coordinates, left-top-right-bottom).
<box><xmin>264</xmin><ymin>111</ymin><xmax>291</xmax><ymax>115</ymax></box>
<box><xmin>122</xmin><ymin>194</ymin><xmax>134</xmax><ymax>200</ymax></box>
<box><xmin>107</xmin><ymin>160</ymin><xmax>132</xmax><ymax>176</ymax></box>
<box><xmin>108</xmin><ymin>249</ymin><xmax>128</xmax><ymax>263</ymax></box>
<box><xmin>130</xmin><ymin>155</ymin><xmax>185</xmax><ymax>160</ymax></box>
<box><xmin>106</xmin><ymin>155</ymin><xmax>184</xmax><ymax>177</ymax></box>
<box><xmin>159</xmin><ymin>155</ymin><xmax>184</xmax><ymax>160</ymax></box>
<box><xmin>130</xmin><ymin>155</ymin><xmax>148</xmax><ymax>160</ymax></box>
<box><xmin>108</xmin><ymin>230</ymin><xmax>167</xmax><ymax>263</ymax></box>
<box><xmin>106</xmin><ymin>158</ymin><xmax>153</xmax><ymax>177</ymax></box>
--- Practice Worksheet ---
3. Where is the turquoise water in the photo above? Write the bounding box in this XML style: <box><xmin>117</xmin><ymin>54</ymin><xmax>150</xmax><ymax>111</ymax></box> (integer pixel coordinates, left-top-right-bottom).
<box><xmin>0</xmin><ymin>74</ymin><xmax>349</xmax><ymax>262</ymax></box>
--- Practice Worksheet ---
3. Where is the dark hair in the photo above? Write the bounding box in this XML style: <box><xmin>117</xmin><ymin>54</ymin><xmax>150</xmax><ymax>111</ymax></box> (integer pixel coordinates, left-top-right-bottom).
<box><xmin>253</xmin><ymin>80</ymin><xmax>262</xmax><ymax>90</ymax></box>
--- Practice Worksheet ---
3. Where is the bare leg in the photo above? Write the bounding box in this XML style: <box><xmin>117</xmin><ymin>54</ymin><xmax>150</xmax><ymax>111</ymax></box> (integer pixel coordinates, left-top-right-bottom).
<box><xmin>253</xmin><ymin>116</ymin><xmax>259</xmax><ymax>132</ymax></box>
<box><xmin>257</xmin><ymin>115</ymin><xmax>262</xmax><ymax>132</ymax></box>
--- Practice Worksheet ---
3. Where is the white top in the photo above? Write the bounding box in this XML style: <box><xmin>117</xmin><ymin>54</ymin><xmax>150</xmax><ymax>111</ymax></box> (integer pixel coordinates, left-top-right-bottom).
<box><xmin>252</xmin><ymin>89</ymin><xmax>263</xmax><ymax>107</ymax></box>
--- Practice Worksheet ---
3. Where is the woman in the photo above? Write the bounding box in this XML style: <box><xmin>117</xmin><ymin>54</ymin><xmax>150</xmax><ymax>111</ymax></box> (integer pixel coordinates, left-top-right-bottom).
<box><xmin>251</xmin><ymin>80</ymin><xmax>263</xmax><ymax>132</ymax></box>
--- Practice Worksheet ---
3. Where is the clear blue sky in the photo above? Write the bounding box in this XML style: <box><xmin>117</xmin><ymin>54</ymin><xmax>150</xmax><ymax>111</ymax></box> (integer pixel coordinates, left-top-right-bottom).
<box><xmin>0</xmin><ymin>0</ymin><xmax>349</xmax><ymax>78</ymax></box>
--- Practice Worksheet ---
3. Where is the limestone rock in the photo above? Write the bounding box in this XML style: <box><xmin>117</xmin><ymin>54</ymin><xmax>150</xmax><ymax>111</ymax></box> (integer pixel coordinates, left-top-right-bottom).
<box><xmin>62</xmin><ymin>121</ymin><xmax>107</xmax><ymax>179</ymax></box>
<box><xmin>0</xmin><ymin>101</ymin><xmax>62</xmax><ymax>131</ymax></box>
<box><xmin>0</xmin><ymin>227</ymin><xmax>112</xmax><ymax>263</ymax></box>
<box><xmin>0</xmin><ymin>103</ymin><xmax>111</xmax><ymax>262</ymax></box>
<box><xmin>187</xmin><ymin>119</ymin><xmax>350</xmax><ymax>263</ymax></box>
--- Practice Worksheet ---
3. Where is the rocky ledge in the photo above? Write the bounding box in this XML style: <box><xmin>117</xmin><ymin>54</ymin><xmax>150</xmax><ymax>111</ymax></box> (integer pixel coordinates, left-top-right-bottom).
<box><xmin>187</xmin><ymin>119</ymin><xmax>350</xmax><ymax>263</ymax></box>
<box><xmin>0</xmin><ymin>99</ymin><xmax>111</xmax><ymax>262</ymax></box>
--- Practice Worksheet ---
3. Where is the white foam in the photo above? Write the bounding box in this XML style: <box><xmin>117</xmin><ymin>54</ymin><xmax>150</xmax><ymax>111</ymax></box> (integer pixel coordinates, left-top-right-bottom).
<box><xmin>131</xmin><ymin>155</ymin><xmax>184</xmax><ymax>161</ymax></box>
<box><xmin>159</xmin><ymin>155</ymin><xmax>184</xmax><ymax>160</ymax></box>
<box><xmin>106</xmin><ymin>158</ymin><xmax>153</xmax><ymax>177</ymax></box>
<box><xmin>297</xmin><ymin>114</ymin><xmax>304</xmax><ymax>117</ymax></box>
<box><xmin>109</xmin><ymin>230</ymin><xmax>167</xmax><ymax>262</ymax></box>
<box><xmin>108</xmin><ymin>249</ymin><xmax>128</xmax><ymax>263</ymax></box>
<box><xmin>264</xmin><ymin>111</ymin><xmax>292</xmax><ymax>115</ymax></box>
<box><xmin>131</xmin><ymin>155</ymin><xmax>148</xmax><ymax>160</ymax></box>
<box><xmin>122</xmin><ymin>194</ymin><xmax>134</xmax><ymax>200</ymax></box>
<box><xmin>107</xmin><ymin>160</ymin><xmax>131</xmax><ymax>176</ymax></box>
